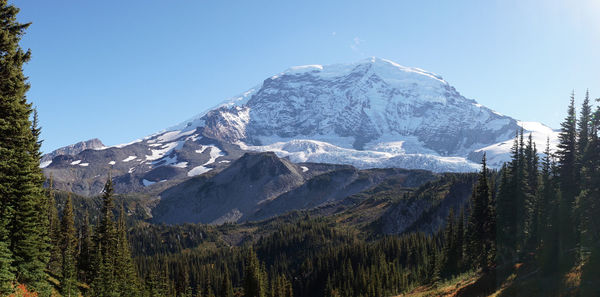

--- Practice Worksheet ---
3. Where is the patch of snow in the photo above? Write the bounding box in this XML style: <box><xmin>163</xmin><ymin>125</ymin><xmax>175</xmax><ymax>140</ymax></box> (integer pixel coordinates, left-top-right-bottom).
<box><xmin>173</xmin><ymin>162</ymin><xmax>188</xmax><ymax>168</ymax></box>
<box><xmin>103</xmin><ymin>139</ymin><xmax>142</xmax><ymax>149</ymax></box>
<box><xmin>518</xmin><ymin>121</ymin><xmax>556</xmax><ymax>135</ymax></box>
<box><xmin>195</xmin><ymin>147</ymin><xmax>208</xmax><ymax>154</ymax></box>
<box><xmin>108</xmin><ymin>161</ymin><xmax>116</xmax><ymax>165</ymax></box>
<box><xmin>187</xmin><ymin>145</ymin><xmax>226</xmax><ymax>176</ymax></box>
<box><xmin>145</xmin><ymin>142</ymin><xmax>179</xmax><ymax>161</ymax></box>
<box><xmin>187</xmin><ymin>166</ymin><xmax>212</xmax><ymax>177</ymax></box>
<box><xmin>205</xmin><ymin>146</ymin><xmax>224</xmax><ymax>165</ymax></box>
<box><xmin>195</xmin><ymin>145</ymin><xmax>225</xmax><ymax>164</ymax></box>
<box><xmin>142</xmin><ymin>179</ymin><xmax>155</xmax><ymax>186</ymax></box>
<box><xmin>300</xmin><ymin>166</ymin><xmax>309</xmax><ymax>172</ymax></box>
<box><xmin>70</xmin><ymin>160</ymin><xmax>82</xmax><ymax>165</ymax></box>
<box><xmin>186</xmin><ymin>134</ymin><xmax>201</xmax><ymax>142</ymax></box>
<box><xmin>156</xmin><ymin>130</ymin><xmax>195</xmax><ymax>143</ymax></box>
<box><xmin>155</xmin><ymin>154</ymin><xmax>178</xmax><ymax>166</ymax></box>
<box><xmin>79</xmin><ymin>163</ymin><xmax>89</xmax><ymax>167</ymax></box>
<box><xmin>128</xmin><ymin>167</ymin><xmax>135</xmax><ymax>174</ymax></box>
<box><xmin>122</xmin><ymin>156</ymin><xmax>137</xmax><ymax>162</ymax></box>
<box><xmin>40</xmin><ymin>160</ymin><xmax>52</xmax><ymax>168</ymax></box>
<box><xmin>219</xmin><ymin>160</ymin><xmax>231</xmax><ymax>163</ymax></box>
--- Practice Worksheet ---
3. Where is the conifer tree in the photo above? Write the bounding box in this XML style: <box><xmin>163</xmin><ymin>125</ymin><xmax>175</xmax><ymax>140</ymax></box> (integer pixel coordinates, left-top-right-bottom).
<box><xmin>60</xmin><ymin>194</ymin><xmax>78</xmax><ymax>297</ymax></box>
<box><xmin>0</xmin><ymin>0</ymin><xmax>50</xmax><ymax>294</ymax></box>
<box><xmin>524</xmin><ymin>133</ymin><xmax>539</xmax><ymax>250</ymax></box>
<box><xmin>116</xmin><ymin>202</ymin><xmax>140</xmax><ymax>297</ymax></box>
<box><xmin>538</xmin><ymin>139</ymin><xmax>560</xmax><ymax>275</ymax></box>
<box><xmin>456</xmin><ymin>208</ymin><xmax>465</xmax><ymax>271</ymax></box>
<box><xmin>243</xmin><ymin>248</ymin><xmax>266</xmax><ymax>297</ymax></box>
<box><xmin>219</xmin><ymin>269</ymin><xmax>234</xmax><ymax>297</ymax></box>
<box><xmin>440</xmin><ymin>209</ymin><xmax>457</xmax><ymax>278</ymax></box>
<box><xmin>578</xmin><ymin>90</ymin><xmax>592</xmax><ymax>159</ymax></box>
<box><xmin>495</xmin><ymin>167</ymin><xmax>510</xmax><ymax>266</ymax></box>
<box><xmin>575</xmin><ymin>92</ymin><xmax>600</xmax><ymax>266</ymax></box>
<box><xmin>496</xmin><ymin>135</ymin><xmax>520</xmax><ymax>265</ymax></box>
<box><xmin>466</xmin><ymin>154</ymin><xmax>493</xmax><ymax>271</ymax></box>
<box><xmin>91</xmin><ymin>177</ymin><xmax>119</xmax><ymax>297</ymax></box>
<box><xmin>556</xmin><ymin>92</ymin><xmax>578</xmax><ymax>263</ymax></box>
<box><xmin>45</xmin><ymin>178</ymin><xmax>62</xmax><ymax>281</ymax></box>
<box><xmin>77</xmin><ymin>211</ymin><xmax>93</xmax><ymax>284</ymax></box>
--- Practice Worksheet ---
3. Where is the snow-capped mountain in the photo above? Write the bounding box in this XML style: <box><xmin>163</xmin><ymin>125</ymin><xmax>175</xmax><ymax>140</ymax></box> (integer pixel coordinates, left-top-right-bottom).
<box><xmin>42</xmin><ymin>57</ymin><xmax>559</xmax><ymax>195</ymax></box>
<box><xmin>169</xmin><ymin>57</ymin><xmax>557</xmax><ymax>170</ymax></box>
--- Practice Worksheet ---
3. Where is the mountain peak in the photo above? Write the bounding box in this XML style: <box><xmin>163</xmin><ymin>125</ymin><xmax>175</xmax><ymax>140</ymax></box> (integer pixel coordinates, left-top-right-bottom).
<box><xmin>278</xmin><ymin>57</ymin><xmax>447</xmax><ymax>85</ymax></box>
<box><xmin>41</xmin><ymin>138</ymin><xmax>105</xmax><ymax>167</ymax></box>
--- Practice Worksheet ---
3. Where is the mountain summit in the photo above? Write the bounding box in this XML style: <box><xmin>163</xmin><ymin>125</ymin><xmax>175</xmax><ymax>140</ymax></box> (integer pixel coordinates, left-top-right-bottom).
<box><xmin>171</xmin><ymin>57</ymin><xmax>555</xmax><ymax>169</ymax></box>
<box><xmin>43</xmin><ymin>58</ymin><xmax>558</xmax><ymax>195</ymax></box>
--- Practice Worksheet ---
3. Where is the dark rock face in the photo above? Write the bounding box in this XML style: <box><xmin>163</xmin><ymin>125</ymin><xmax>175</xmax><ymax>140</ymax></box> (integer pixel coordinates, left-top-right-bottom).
<box><xmin>151</xmin><ymin>152</ymin><xmax>436</xmax><ymax>225</ymax></box>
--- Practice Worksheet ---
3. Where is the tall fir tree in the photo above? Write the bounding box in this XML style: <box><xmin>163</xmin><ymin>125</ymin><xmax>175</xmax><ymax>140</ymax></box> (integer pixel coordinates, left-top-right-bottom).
<box><xmin>538</xmin><ymin>139</ymin><xmax>560</xmax><ymax>275</ymax></box>
<box><xmin>556</xmin><ymin>92</ymin><xmax>579</xmax><ymax>264</ymax></box>
<box><xmin>496</xmin><ymin>163</ymin><xmax>516</xmax><ymax>265</ymax></box>
<box><xmin>0</xmin><ymin>1</ymin><xmax>49</xmax><ymax>294</ymax></box>
<box><xmin>466</xmin><ymin>154</ymin><xmax>494</xmax><ymax>272</ymax></box>
<box><xmin>577</xmin><ymin>90</ymin><xmax>592</xmax><ymax>159</ymax></box>
<box><xmin>439</xmin><ymin>209</ymin><xmax>457</xmax><ymax>278</ymax></box>
<box><xmin>91</xmin><ymin>177</ymin><xmax>119</xmax><ymax>297</ymax></box>
<box><xmin>77</xmin><ymin>210</ymin><xmax>94</xmax><ymax>284</ymax></box>
<box><xmin>456</xmin><ymin>208</ymin><xmax>465</xmax><ymax>271</ymax></box>
<box><xmin>60</xmin><ymin>194</ymin><xmax>78</xmax><ymax>297</ymax></box>
<box><xmin>115</xmin><ymin>201</ymin><xmax>140</xmax><ymax>297</ymax></box>
<box><xmin>575</xmin><ymin>92</ymin><xmax>600</xmax><ymax>270</ymax></box>
<box><xmin>243</xmin><ymin>248</ymin><xmax>266</xmax><ymax>297</ymax></box>
<box><xmin>524</xmin><ymin>133</ymin><xmax>539</xmax><ymax>251</ymax></box>
<box><xmin>46</xmin><ymin>176</ymin><xmax>61</xmax><ymax>277</ymax></box>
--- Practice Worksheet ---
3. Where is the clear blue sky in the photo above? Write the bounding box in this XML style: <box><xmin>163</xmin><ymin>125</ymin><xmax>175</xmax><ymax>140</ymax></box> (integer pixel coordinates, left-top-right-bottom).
<box><xmin>14</xmin><ymin>0</ymin><xmax>600</xmax><ymax>153</ymax></box>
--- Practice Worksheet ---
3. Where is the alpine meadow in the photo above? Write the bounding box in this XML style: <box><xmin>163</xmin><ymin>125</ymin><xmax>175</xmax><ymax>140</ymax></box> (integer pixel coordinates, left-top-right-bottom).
<box><xmin>1</xmin><ymin>1</ymin><xmax>599</xmax><ymax>296</ymax></box>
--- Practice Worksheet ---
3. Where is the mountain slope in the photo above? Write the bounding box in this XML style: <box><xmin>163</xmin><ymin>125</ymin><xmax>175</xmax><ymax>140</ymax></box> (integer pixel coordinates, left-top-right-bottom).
<box><xmin>42</xmin><ymin>57</ymin><xmax>558</xmax><ymax>195</ymax></box>
<box><xmin>151</xmin><ymin>152</ymin><xmax>436</xmax><ymax>224</ymax></box>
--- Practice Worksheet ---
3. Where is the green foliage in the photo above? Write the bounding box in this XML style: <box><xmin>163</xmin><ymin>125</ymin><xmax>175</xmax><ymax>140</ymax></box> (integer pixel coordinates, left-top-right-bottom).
<box><xmin>46</xmin><ymin>178</ymin><xmax>61</xmax><ymax>278</ymax></box>
<box><xmin>77</xmin><ymin>211</ymin><xmax>94</xmax><ymax>284</ymax></box>
<box><xmin>466</xmin><ymin>154</ymin><xmax>495</xmax><ymax>272</ymax></box>
<box><xmin>90</xmin><ymin>178</ymin><xmax>141</xmax><ymax>297</ymax></box>
<box><xmin>60</xmin><ymin>194</ymin><xmax>78</xmax><ymax>296</ymax></box>
<box><xmin>243</xmin><ymin>248</ymin><xmax>266</xmax><ymax>297</ymax></box>
<box><xmin>0</xmin><ymin>1</ymin><xmax>50</xmax><ymax>294</ymax></box>
<box><xmin>115</xmin><ymin>202</ymin><xmax>140</xmax><ymax>297</ymax></box>
<box><xmin>557</xmin><ymin>92</ymin><xmax>579</xmax><ymax>265</ymax></box>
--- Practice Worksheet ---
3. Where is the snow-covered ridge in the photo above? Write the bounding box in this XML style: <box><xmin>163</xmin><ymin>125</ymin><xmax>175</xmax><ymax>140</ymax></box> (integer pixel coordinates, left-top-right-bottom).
<box><xmin>238</xmin><ymin>139</ymin><xmax>481</xmax><ymax>172</ymax></box>
<box><xmin>280</xmin><ymin>57</ymin><xmax>446</xmax><ymax>84</ymax></box>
